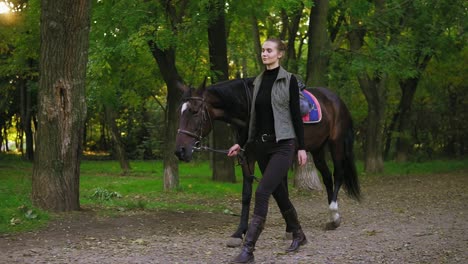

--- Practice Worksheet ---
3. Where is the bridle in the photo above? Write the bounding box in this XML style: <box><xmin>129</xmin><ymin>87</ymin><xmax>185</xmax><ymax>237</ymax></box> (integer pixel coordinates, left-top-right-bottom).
<box><xmin>177</xmin><ymin>96</ymin><xmax>212</xmax><ymax>146</ymax></box>
<box><xmin>177</xmin><ymin>97</ymin><xmax>232</xmax><ymax>154</ymax></box>
<box><xmin>177</xmin><ymin>79</ymin><xmax>252</xmax><ymax>155</ymax></box>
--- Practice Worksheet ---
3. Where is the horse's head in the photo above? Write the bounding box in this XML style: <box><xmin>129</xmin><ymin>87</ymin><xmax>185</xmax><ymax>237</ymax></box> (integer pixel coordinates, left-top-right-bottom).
<box><xmin>174</xmin><ymin>83</ymin><xmax>214</xmax><ymax>162</ymax></box>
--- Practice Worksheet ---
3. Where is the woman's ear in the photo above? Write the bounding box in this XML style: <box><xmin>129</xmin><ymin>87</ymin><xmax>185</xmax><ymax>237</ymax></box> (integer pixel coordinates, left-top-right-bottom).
<box><xmin>278</xmin><ymin>51</ymin><xmax>284</xmax><ymax>59</ymax></box>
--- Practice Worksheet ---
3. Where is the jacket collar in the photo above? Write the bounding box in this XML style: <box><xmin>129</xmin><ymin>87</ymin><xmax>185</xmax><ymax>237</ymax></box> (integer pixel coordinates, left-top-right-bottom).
<box><xmin>254</xmin><ymin>66</ymin><xmax>288</xmax><ymax>87</ymax></box>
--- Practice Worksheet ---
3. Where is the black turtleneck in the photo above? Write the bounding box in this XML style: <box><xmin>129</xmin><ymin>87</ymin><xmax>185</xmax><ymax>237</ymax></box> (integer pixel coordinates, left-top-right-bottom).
<box><xmin>254</xmin><ymin>67</ymin><xmax>305</xmax><ymax>149</ymax></box>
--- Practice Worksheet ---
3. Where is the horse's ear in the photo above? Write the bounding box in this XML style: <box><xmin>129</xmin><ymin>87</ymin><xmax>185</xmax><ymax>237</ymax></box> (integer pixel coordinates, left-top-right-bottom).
<box><xmin>176</xmin><ymin>80</ymin><xmax>190</xmax><ymax>93</ymax></box>
<box><xmin>200</xmin><ymin>77</ymin><xmax>207</xmax><ymax>89</ymax></box>
<box><xmin>198</xmin><ymin>76</ymin><xmax>207</xmax><ymax>91</ymax></box>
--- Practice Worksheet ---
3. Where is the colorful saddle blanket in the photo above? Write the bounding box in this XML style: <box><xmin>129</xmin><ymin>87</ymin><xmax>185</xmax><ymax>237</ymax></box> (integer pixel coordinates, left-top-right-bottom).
<box><xmin>301</xmin><ymin>90</ymin><xmax>322</xmax><ymax>123</ymax></box>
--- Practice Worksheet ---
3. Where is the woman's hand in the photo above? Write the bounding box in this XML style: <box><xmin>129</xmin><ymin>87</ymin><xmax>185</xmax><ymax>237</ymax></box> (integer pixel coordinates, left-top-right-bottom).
<box><xmin>227</xmin><ymin>144</ymin><xmax>241</xmax><ymax>157</ymax></box>
<box><xmin>297</xmin><ymin>150</ymin><xmax>307</xmax><ymax>166</ymax></box>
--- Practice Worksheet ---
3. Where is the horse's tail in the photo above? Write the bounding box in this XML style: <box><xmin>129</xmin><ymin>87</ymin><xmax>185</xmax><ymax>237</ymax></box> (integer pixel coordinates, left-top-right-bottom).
<box><xmin>343</xmin><ymin>122</ymin><xmax>361</xmax><ymax>201</ymax></box>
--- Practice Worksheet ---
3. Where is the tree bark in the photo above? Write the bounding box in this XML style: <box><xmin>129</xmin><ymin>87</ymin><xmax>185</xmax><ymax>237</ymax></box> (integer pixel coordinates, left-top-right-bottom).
<box><xmin>393</xmin><ymin>78</ymin><xmax>418</xmax><ymax>162</ymax></box>
<box><xmin>394</xmin><ymin>54</ymin><xmax>431</xmax><ymax>161</ymax></box>
<box><xmin>148</xmin><ymin>41</ymin><xmax>181</xmax><ymax>190</ymax></box>
<box><xmin>147</xmin><ymin>0</ymin><xmax>190</xmax><ymax>190</ymax></box>
<box><xmin>358</xmin><ymin>75</ymin><xmax>386</xmax><ymax>172</ymax></box>
<box><xmin>207</xmin><ymin>0</ymin><xmax>236</xmax><ymax>182</ymax></box>
<box><xmin>348</xmin><ymin>9</ymin><xmax>386</xmax><ymax>173</ymax></box>
<box><xmin>32</xmin><ymin>0</ymin><xmax>91</xmax><ymax>211</ymax></box>
<box><xmin>306</xmin><ymin>0</ymin><xmax>330</xmax><ymax>87</ymax></box>
<box><xmin>294</xmin><ymin>153</ymin><xmax>322</xmax><ymax>191</ymax></box>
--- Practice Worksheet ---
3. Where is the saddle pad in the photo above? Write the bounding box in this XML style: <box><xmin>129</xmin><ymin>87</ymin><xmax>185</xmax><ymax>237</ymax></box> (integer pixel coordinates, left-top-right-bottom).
<box><xmin>302</xmin><ymin>90</ymin><xmax>322</xmax><ymax>123</ymax></box>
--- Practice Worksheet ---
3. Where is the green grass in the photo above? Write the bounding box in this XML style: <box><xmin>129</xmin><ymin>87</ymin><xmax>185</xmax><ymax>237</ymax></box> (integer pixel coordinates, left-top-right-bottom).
<box><xmin>0</xmin><ymin>155</ymin><xmax>49</xmax><ymax>233</ymax></box>
<box><xmin>0</xmin><ymin>153</ymin><xmax>467</xmax><ymax>234</ymax></box>
<box><xmin>79</xmin><ymin>160</ymin><xmax>246</xmax><ymax>212</ymax></box>
<box><xmin>380</xmin><ymin>159</ymin><xmax>468</xmax><ymax>175</ymax></box>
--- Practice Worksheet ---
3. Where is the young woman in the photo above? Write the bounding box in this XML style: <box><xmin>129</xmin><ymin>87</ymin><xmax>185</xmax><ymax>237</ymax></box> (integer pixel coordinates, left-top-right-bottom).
<box><xmin>227</xmin><ymin>38</ymin><xmax>308</xmax><ymax>263</ymax></box>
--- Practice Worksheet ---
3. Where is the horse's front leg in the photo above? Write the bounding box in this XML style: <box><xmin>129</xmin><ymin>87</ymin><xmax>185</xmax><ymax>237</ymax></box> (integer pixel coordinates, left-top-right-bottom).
<box><xmin>226</xmin><ymin>162</ymin><xmax>254</xmax><ymax>247</ymax></box>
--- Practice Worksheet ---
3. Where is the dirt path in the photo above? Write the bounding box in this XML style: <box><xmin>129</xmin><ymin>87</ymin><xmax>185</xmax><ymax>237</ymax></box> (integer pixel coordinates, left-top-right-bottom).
<box><xmin>1</xmin><ymin>171</ymin><xmax>467</xmax><ymax>264</ymax></box>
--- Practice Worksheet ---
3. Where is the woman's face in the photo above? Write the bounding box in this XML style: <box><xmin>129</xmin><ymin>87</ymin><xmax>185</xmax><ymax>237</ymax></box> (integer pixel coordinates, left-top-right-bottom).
<box><xmin>261</xmin><ymin>41</ymin><xmax>282</xmax><ymax>69</ymax></box>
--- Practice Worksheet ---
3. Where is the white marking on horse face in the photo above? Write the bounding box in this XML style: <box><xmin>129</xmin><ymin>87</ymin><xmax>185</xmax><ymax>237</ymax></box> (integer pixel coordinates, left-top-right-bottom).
<box><xmin>329</xmin><ymin>201</ymin><xmax>338</xmax><ymax>211</ymax></box>
<box><xmin>181</xmin><ymin>102</ymin><xmax>189</xmax><ymax>115</ymax></box>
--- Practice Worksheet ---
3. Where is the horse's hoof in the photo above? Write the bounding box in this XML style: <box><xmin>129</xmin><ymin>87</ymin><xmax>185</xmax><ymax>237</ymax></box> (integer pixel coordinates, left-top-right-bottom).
<box><xmin>226</xmin><ymin>237</ymin><xmax>243</xmax><ymax>248</ymax></box>
<box><xmin>325</xmin><ymin>219</ymin><xmax>341</xmax><ymax>230</ymax></box>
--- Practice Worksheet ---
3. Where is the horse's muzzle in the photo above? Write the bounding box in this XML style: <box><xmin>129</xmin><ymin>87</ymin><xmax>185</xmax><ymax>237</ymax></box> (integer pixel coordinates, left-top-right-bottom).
<box><xmin>174</xmin><ymin>146</ymin><xmax>192</xmax><ymax>162</ymax></box>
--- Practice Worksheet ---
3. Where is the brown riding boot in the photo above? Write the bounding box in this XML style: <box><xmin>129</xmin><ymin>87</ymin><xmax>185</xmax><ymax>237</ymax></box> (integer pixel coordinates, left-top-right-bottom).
<box><xmin>281</xmin><ymin>207</ymin><xmax>308</xmax><ymax>252</ymax></box>
<box><xmin>230</xmin><ymin>214</ymin><xmax>265</xmax><ymax>263</ymax></box>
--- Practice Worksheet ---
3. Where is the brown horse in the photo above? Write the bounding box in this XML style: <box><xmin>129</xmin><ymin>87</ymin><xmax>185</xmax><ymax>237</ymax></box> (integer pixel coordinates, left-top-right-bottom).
<box><xmin>175</xmin><ymin>78</ymin><xmax>360</xmax><ymax>246</ymax></box>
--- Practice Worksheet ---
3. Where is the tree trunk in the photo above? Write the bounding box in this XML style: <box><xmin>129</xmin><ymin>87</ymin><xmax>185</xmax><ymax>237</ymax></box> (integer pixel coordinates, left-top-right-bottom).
<box><xmin>163</xmin><ymin>81</ymin><xmax>181</xmax><ymax>190</ymax></box>
<box><xmin>32</xmin><ymin>0</ymin><xmax>91</xmax><ymax>211</ymax></box>
<box><xmin>284</xmin><ymin>2</ymin><xmax>304</xmax><ymax>73</ymax></box>
<box><xmin>19</xmin><ymin>77</ymin><xmax>34</xmax><ymax>161</ymax></box>
<box><xmin>394</xmin><ymin>78</ymin><xmax>418</xmax><ymax>162</ymax></box>
<box><xmin>207</xmin><ymin>0</ymin><xmax>236</xmax><ymax>183</ymax></box>
<box><xmin>306</xmin><ymin>0</ymin><xmax>330</xmax><ymax>87</ymax></box>
<box><xmin>359</xmin><ymin>76</ymin><xmax>386</xmax><ymax>172</ymax></box>
<box><xmin>294</xmin><ymin>1</ymin><xmax>328</xmax><ymax>190</ymax></box>
<box><xmin>348</xmin><ymin>12</ymin><xmax>386</xmax><ymax>173</ymax></box>
<box><xmin>394</xmin><ymin>53</ymin><xmax>431</xmax><ymax>161</ymax></box>
<box><xmin>104</xmin><ymin>106</ymin><xmax>131</xmax><ymax>174</ymax></box>
<box><xmin>148</xmin><ymin>1</ymin><xmax>190</xmax><ymax>190</ymax></box>
<box><xmin>250</xmin><ymin>14</ymin><xmax>263</xmax><ymax>72</ymax></box>
<box><xmin>384</xmin><ymin>106</ymin><xmax>399</xmax><ymax>159</ymax></box>
<box><xmin>148</xmin><ymin>41</ymin><xmax>181</xmax><ymax>190</ymax></box>
<box><xmin>294</xmin><ymin>153</ymin><xmax>322</xmax><ymax>191</ymax></box>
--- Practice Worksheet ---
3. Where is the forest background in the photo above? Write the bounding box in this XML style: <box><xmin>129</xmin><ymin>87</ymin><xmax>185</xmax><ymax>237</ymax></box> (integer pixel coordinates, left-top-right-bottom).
<box><xmin>0</xmin><ymin>0</ymin><xmax>466</xmax><ymax>211</ymax></box>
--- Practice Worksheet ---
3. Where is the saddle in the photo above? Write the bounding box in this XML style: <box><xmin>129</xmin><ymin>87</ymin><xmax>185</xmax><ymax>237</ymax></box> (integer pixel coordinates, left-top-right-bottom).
<box><xmin>300</xmin><ymin>89</ymin><xmax>322</xmax><ymax>124</ymax></box>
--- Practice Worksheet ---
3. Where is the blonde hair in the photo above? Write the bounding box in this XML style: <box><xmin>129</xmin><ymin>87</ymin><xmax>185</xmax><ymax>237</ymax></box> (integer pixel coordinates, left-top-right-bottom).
<box><xmin>265</xmin><ymin>37</ymin><xmax>287</xmax><ymax>52</ymax></box>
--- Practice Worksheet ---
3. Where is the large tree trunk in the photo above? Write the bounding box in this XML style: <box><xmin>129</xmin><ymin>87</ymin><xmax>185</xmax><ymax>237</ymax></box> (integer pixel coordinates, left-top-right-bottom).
<box><xmin>148</xmin><ymin>41</ymin><xmax>182</xmax><ymax>190</ymax></box>
<box><xmin>394</xmin><ymin>54</ymin><xmax>431</xmax><ymax>161</ymax></box>
<box><xmin>394</xmin><ymin>78</ymin><xmax>418</xmax><ymax>162</ymax></box>
<box><xmin>32</xmin><ymin>0</ymin><xmax>91</xmax><ymax>211</ymax></box>
<box><xmin>358</xmin><ymin>76</ymin><xmax>386</xmax><ymax>172</ymax></box>
<box><xmin>306</xmin><ymin>0</ymin><xmax>330</xmax><ymax>87</ymax></box>
<box><xmin>207</xmin><ymin>0</ymin><xmax>236</xmax><ymax>182</ymax></box>
<box><xmin>348</xmin><ymin>8</ymin><xmax>386</xmax><ymax>173</ymax></box>
<box><xmin>148</xmin><ymin>0</ymin><xmax>189</xmax><ymax>190</ymax></box>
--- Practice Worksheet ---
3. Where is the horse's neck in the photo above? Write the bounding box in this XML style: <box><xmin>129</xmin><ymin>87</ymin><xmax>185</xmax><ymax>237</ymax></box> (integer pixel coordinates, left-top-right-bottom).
<box><xmin>206</xmin><ymin>84</ymin><xmax>250</xmax><ymax>125</ymax></box>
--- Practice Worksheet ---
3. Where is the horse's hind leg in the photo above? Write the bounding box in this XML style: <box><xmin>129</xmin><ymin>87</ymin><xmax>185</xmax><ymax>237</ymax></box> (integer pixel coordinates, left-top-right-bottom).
<box><xmin>326</xmin><ymin>140</ymin><xmax>346</xmax><ymax>230</ymax></box>
<box><xmin>312</xmin><ymin>148</ymin><xmax>339</xmax><ymax>229</ymax></box>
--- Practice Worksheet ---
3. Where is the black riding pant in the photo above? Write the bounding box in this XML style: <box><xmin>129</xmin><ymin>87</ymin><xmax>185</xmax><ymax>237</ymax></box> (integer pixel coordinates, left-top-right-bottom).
<box><xmin>253</xmin><ymin>138</ymin><xmax>296</xmax><ymax>217</ymax></box>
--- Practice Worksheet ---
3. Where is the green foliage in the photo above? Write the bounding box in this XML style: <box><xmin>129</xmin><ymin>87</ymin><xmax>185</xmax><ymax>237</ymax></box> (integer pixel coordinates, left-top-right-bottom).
<box><xmin>1</xmin><ymin>0</ymin><xmax>466</xmax><ymax>162</ymax></box>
